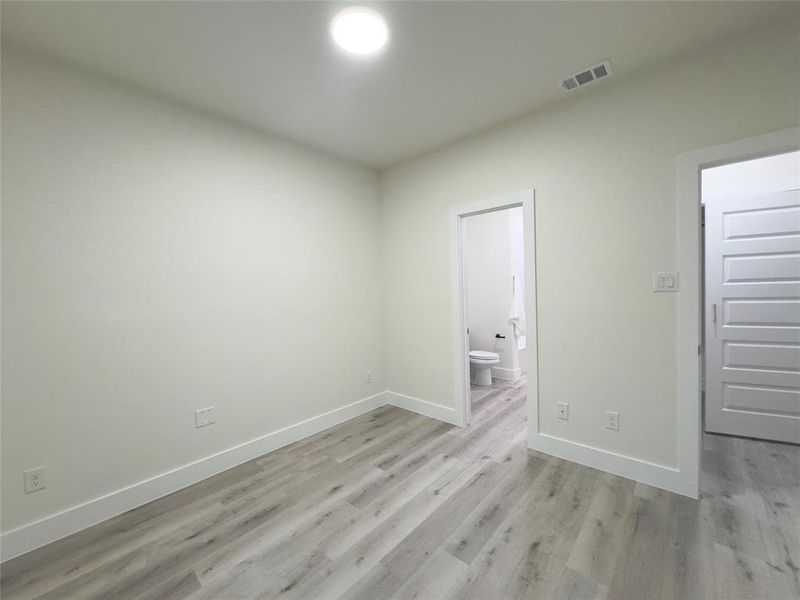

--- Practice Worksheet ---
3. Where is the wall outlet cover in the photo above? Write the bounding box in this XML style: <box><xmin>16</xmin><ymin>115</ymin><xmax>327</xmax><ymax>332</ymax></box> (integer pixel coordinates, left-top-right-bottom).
<box><xmin>365</xmin><ymin>370</ymin><xmax>374</xmax><ymax>384</ymax></box>
<box><xmin>195</xmin><ymin>406</ymin><xmax>216</xmax><ymax>428</ymax></box>
<box><xmin>605</xmin><ymin>410</ymin><xmax>620</xmax><ymax>431</ymax></box>
<box><xmin>24</xmin><ymin>467</ymin><xmax>47</xmax><ymax>494</ymax></box>
<box><xmin>557</xmin><ymin>402</ymin><xmax>569</xmax><ymax>420</ymax></box>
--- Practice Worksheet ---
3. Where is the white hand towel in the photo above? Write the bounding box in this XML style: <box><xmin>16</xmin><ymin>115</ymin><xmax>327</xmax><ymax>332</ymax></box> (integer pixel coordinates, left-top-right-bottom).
<box><xmin>509</xmin><ymin>274</ymin><xmax>526</xmax><ymax>350</ymax></box>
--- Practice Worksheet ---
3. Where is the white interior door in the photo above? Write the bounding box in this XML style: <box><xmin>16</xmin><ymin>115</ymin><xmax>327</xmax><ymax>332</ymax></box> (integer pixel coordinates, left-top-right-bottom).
<box><xmin>704</xmin><ymin>188</ymin><xmax>800</xmax><ymax>443</ymax></box>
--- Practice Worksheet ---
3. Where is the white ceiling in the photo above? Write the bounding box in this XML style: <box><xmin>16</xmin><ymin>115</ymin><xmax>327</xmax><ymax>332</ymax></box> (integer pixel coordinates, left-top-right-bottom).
<box><xmin>2</xmin><ymin>1</ymin><xmax>795</xmax><ymax>168</ymax></box>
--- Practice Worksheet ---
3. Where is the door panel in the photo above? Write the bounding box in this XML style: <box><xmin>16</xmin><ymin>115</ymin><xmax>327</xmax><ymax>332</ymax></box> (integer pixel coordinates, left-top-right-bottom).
<box><xmin>723</xmin><ymin>383</ymin><xmax>800</xmax><ymax>417</ymax></box>
<box><xmin>723</xmin><ymin>341</ymin><xmax>800</xmax><ymax>372</ymax></box>
<box><xmin>723</xmin><ymin>205</ymin><xmax>800</xmax><ymax>240</ymax></box>
<box><xmin>705</xmin><ymin>189</ymin><xmax>800</xmax><ymax>443</ymax></box>
<box><xmin>723</xmin><ymin>252</ymin><xmax>800</xmax><ymax>283</ymax></box>
<box><xmin>724</xmin><ymin>298</ymin><xmax>799</xmax><ymax>328</ymax></box>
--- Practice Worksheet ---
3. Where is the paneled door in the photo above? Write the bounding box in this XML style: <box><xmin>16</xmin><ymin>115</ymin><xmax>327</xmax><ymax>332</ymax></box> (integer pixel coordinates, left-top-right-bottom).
<box><xmin>704</xmin><ymin>189</ymin><xmax>800</xmax><ymax>443</ymax></box>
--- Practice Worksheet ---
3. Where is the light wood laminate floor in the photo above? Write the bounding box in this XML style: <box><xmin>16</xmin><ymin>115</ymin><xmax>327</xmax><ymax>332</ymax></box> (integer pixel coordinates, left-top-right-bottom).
<box><xmin>2</xmin><ymin>379</ymin><xmax>799</xmax><ymax>599</ymax></box>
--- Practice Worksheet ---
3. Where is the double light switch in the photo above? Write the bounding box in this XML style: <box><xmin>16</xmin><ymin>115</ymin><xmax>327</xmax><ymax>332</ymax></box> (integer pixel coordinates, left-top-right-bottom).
<box><xmin>653</xmin><ymin>272</ymin><xmax>679</xmax><ymax>292</ymax></box>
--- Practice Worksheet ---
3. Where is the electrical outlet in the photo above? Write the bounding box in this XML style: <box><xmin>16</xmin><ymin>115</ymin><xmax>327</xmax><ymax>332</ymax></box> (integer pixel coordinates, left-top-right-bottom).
<box><xmin>365</xmin><ymin>370</ymin><xmax>374</xmax><ymax>384</ymax></box>
<box><xmin>24</xmin><ymin>467</ymin><xmax>47</xmax><ymax>494</ymax></box>
<box><xmin>557</xmin><ymin>402</ymin><xmax>569</xmax><ymax>420</ymax></box>
<box><xmin>195</xmin><ymin>406</ymin><xmax>216</xmax><ymax>428</ymax></box>
<box><xmin>605</xmin><ymin>410</ymin><xmax>620</xmax><ymax>431</ymax></box>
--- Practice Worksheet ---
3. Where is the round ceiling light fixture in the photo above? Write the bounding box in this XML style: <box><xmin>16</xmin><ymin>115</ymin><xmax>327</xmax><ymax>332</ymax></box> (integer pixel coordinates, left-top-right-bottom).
<box><xmin>330</xmin><ymin>6</ymin><xmax>389</xmax><ymax>55</ymax></box>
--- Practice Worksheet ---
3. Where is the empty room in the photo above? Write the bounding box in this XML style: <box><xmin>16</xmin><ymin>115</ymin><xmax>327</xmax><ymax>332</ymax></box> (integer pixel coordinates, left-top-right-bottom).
<box><xmin>1</xmin><ymin>2</ymin><xmax>799</xmax><ymax>599</ymax></box>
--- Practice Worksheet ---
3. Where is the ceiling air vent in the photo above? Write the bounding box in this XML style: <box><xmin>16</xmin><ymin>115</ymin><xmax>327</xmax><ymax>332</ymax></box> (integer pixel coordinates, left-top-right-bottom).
<box><xmin>560</xmin><ymin>59</ymin><xmax>613</xmax><ymax>93</ymax></box>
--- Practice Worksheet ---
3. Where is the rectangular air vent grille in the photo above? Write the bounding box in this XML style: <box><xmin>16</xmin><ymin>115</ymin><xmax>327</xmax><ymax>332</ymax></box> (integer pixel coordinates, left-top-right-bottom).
<box><xmin>561</xmin><ymin>77</ymin><xmax>578</xmax><ymax>91</ymax></box>
<box><xmin>560</xmin><ymin>59</ymin><xmax>613</xmax><ymax>93</ymax></box>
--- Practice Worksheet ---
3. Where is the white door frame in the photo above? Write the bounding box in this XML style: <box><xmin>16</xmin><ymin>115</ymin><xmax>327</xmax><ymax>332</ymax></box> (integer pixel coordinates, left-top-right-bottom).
<box><xmin>450</xmin><ymin>189</ymin><xmax>538</xmax><ymax>429</ymax></box>
<box><xmin>676</xmin><ymin>126</ymin><xmax>799</xmax><ymax>498</ymax></box>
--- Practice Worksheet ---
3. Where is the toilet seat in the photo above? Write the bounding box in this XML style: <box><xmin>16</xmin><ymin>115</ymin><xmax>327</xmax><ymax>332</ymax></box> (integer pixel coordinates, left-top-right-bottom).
<box><xmin>469</xmin><ymin>350</ymin><xmax>500</xmax><ymax>362</ymax></box>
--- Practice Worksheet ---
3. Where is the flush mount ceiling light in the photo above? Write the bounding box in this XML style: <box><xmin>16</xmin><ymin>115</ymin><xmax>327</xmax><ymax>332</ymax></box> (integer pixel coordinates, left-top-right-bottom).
<box><xmin>330</xmin><ymin>7</ymin><xmax>389</xmax><ymax>55</ymax></box>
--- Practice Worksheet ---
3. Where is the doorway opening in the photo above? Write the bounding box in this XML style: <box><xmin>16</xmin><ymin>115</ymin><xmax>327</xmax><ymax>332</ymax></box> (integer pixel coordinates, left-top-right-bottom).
<box><xmin>676</xmin><ymin>127</ymin><xmax>799</xmax><ymax>498</ymax></box>
<box><xmin>700</xmin><ymin>150</ymin><xmax>800</xmax><ymax>489</ymax></box>
<box><xmin>701</xmin><ymin>151</ymin><xmax>800</xmax><ymax>443</ymax></box>
<box><xmin>450</xmin><ymin>190</ymin><xmax>537</xmax><ymax>435</ymax></box>
<box><xmin>465</xmin><ymin>206</ymin><xmax>526</xmax><ymax>417</ymax></box>
<box><xmin>679</xmin><ymin>138</ymin><xmax>800</xmax><ymax>498</ymax></box>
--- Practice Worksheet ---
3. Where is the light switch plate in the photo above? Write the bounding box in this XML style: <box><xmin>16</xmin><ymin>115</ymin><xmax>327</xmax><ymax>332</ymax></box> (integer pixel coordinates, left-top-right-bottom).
<box><xmin>653</xmin><ymin>272</ymin><xmax>679</xmax><ymax>292</ymax></box>
<box><xmin>557</xmin><ymin>402</ymin><xmax>569</xmax><ymax>420</ymax></box>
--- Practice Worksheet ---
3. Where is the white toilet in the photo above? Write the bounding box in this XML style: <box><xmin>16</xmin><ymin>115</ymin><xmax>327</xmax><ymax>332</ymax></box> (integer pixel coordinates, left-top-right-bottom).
<box><xmin>469</xmin><ymin>350</ymin><xmax>500</xmax><ymax>386</ymax></box>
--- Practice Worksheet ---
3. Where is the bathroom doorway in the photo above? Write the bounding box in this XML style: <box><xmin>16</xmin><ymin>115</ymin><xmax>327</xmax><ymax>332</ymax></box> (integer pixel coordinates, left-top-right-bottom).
<box><xmin>450</xmin><ymin>190</ymin><xmax>537</xmax><ymax>435</ymax></box>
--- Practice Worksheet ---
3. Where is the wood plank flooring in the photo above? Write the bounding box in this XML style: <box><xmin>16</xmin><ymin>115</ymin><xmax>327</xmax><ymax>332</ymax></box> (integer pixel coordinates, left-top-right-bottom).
<box><xmin>2</xmin><ymin>379</ymin><xmax>799</xmax><ymax>599</ymax></box>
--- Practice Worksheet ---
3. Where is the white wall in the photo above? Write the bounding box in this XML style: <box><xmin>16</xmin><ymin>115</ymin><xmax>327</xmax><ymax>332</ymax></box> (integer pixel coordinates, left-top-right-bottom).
<box><xmin>702</xmin><ymin>150</ymin><xmax>800</xmax><ymax>202</ymax></box>
<box><xmin>380</xmin><ymin>21</ymin><xmax>800</xmax><ymax>470</ymax></box>
<box><xmin>465</xmin><ymin>208</ymin><xmax>523</xmax><ymax>377</ymax></box>
<box><xmin>0</xmin><ymin>51</ymin><xmax>383</xmax><ymax>534</ymax></box>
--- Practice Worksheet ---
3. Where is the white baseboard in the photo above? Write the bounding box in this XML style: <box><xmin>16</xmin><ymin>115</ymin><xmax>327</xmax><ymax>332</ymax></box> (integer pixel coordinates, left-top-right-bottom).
<box><xmin>491</xmin><ymin>366</ymin><xmax>522</xmax><ymax>382</ymax></box>
<box><xmin>529</xmin><ymin>431</ymin><xmax>695</xmax><ymax>498</ymax></box>
<box><xmin>385</xmin><ymin>390</ymin><xmax>459</xmax><ymax>425</ymax></box>
<box><xmin>1</xmin><ymin>392</ymin><xmax>694</xmax><ymax>563</ymax></box>
<box><xmin>0</xmin><ymin>392</ymin><xmax>388</xmax><ymax>563</ymax></box>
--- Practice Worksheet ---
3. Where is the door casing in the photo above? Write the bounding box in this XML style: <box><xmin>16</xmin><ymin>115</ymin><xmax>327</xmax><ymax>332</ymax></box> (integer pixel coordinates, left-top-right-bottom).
<box><xmin>450</xmin><ymin>189</ymin><xmax>538</xmax><ymax>430</ymax></box>
<box><xmin>677</xmin><ymin>127</ymin><xmax>800</xmax><ymax>498</ymax></box>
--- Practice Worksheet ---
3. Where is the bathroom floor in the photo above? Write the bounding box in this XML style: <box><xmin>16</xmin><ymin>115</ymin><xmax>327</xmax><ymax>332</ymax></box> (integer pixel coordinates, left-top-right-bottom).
<box><xmin>470</xmin><ymin>376</ymin><xmax>525</xmax><ymax>412</ymax></box>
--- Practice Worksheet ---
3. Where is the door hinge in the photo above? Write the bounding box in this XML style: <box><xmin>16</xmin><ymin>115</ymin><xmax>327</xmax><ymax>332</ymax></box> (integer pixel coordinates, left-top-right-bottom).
<box><xmin>698</xmin><ymin>344</ymin><xmax>703</xmax><ymax>356</ymax></box>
